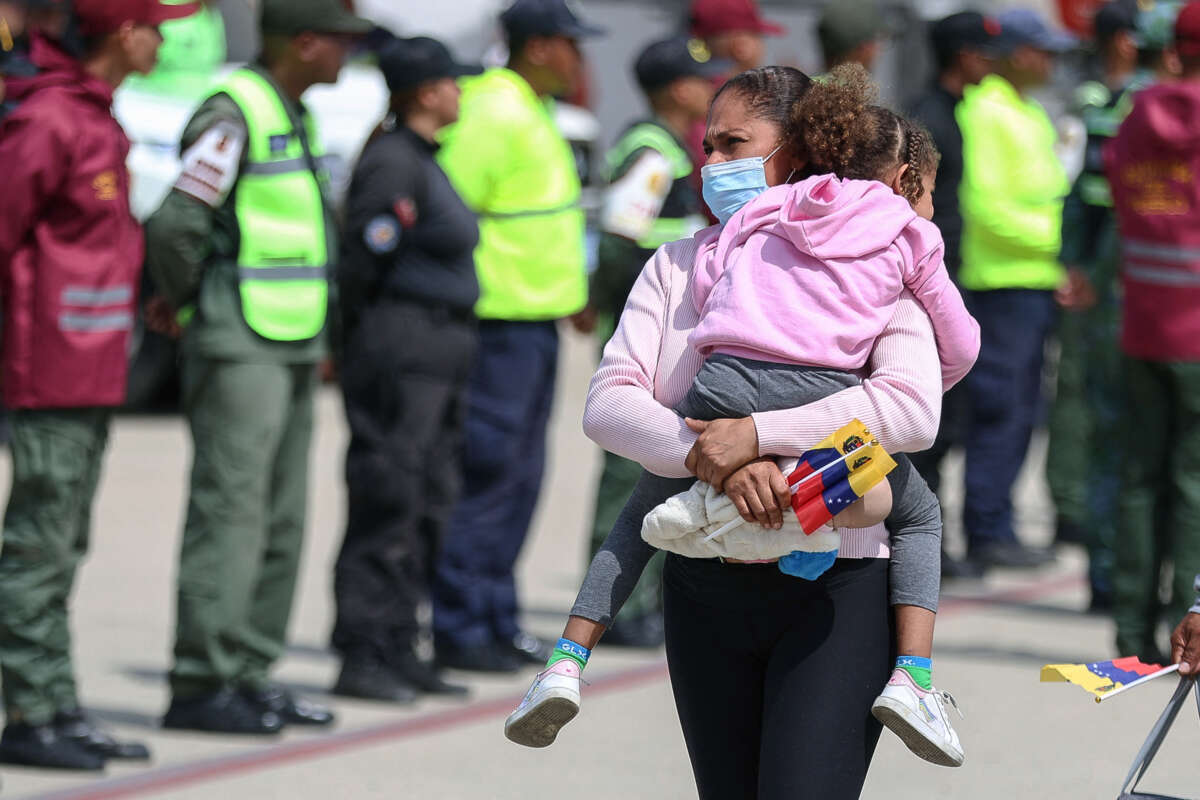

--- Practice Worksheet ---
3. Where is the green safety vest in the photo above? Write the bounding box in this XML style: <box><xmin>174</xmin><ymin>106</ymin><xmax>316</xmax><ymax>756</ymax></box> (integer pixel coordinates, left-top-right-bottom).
<box><xmin>605</xmin><ymin>121</ymin><xmax>700</xmax><ymax>251</ymax></box>
<box><xmin>217</xmin><ymin>69</ymin><xmax>329</xmax><ymax>342</ymax></box>
<box><xmin>437</xmin><ymin>68</ymin><xmax>586</xmax><ymax>321</ymax></box>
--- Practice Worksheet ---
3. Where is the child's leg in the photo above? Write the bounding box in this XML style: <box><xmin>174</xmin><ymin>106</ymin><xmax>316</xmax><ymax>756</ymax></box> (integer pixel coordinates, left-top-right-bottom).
<box><xmin>506</xmin><ymin>470</ymin><xmax>693</xmax><ymax>748</ymax></box>
<box><xmin>871</xmin><ymin>455</ymin><xmax>963</xmax><ymax>767</ymax></box>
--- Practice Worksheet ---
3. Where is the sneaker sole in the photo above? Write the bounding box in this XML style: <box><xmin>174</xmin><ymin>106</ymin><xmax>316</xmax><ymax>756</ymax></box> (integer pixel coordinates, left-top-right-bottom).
<box><xmin>871</xmin><ymin>696</ymin><xmax>964</xmax><ymax>768</ymax></box>
<box><xmin>503</xmin><ymin>690</ymin><xmax>580</xmax><ymax>749</ymax></box>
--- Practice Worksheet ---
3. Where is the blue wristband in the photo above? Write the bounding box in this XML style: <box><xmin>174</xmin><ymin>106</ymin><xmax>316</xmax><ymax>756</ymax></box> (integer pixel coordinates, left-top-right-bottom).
<box><xmin>557</xmin><ymin>637</ymin><xmax>590</xmax><ymax>664</ymax></box>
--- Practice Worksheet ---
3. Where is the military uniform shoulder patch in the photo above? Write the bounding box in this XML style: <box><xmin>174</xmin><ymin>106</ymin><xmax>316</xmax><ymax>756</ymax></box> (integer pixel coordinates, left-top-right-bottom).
<box><xmin>364</xmin><ymin>215</ymin><xmax>401</xmax><ymax>254</ymax></box>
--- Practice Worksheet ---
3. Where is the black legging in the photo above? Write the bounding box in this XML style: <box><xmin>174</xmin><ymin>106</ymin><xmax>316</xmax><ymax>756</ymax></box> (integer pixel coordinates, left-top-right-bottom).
<box><xmin>663</xmin><ymin>555</ymin><xmax>894</xmax><ymax>800</ymax></box>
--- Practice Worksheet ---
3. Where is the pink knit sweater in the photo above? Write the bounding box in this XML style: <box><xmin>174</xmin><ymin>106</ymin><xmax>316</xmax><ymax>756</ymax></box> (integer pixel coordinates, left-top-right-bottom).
<box><xmin>582</xmin><ymin>228</ymin><xmax>944</xmax><ymax>559</ymax></box>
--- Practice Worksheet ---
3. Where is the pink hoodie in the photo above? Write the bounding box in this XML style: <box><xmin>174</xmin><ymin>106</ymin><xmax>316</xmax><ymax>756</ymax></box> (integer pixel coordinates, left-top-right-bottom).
<box><xmin>689</xmin><ymin>175</ymin><xmax>980</xmax><ymax>391</ymax></box>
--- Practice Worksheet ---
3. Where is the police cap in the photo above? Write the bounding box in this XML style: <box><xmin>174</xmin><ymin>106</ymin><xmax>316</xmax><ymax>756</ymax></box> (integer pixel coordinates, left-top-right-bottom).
<box><xmin>378</xmin><ymin>35</ymin><xmax>482</xmax><ymax>92</ymax></box>
<box><xmin>634</xmin><ymin>36</ymin><xmax>728</xmax><ymax>92</ymax></box>
<box><xmin>500</xmin><ymin>0</ymin><xmax>606</xmax><ymax>42</ymax></box>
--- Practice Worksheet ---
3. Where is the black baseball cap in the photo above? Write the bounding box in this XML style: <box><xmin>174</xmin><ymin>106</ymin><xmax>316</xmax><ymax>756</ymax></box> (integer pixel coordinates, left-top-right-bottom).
<box><xmin>634</xmin><ymin>37</ymin><xmax>729</xmax><ymax>91</ymax></box>
<box><xmin>377</xmin><ymin>35</ymin><xmax>482</xmax><ymax>91</ymax></box>
<box><xmin>930</xmin><ymin>11</ymin><xmax>1002</xmax><ymax>62</ymax></box>
<box><xmin>1093</xmin><ymin>0</ymin><xmax>1139</xmax><ymax>40</ymax></box>
<box><xmin>500</xmin><ymin>0</ymin><xmax>606</xmax><ymax>41</ymax></box>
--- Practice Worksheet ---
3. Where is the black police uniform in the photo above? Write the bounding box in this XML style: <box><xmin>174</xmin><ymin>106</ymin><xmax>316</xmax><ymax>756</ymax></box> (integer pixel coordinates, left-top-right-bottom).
<box><xmin>331</xmin><ymin>121</ymin><xmax>480</xmax><ymax>673</ymax></box>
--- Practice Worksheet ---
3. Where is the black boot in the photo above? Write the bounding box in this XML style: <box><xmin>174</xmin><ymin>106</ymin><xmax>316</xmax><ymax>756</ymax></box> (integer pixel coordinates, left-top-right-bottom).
<box><xmin>240</xmin><ymin>685</ymin><xmax>335</xmax><ymax>727</ymax></box>
<box><xmin>0</xmin><ymin>722</ymin><xmax>105</xmax><ymax>771</ymax></box>
<box><xmin>162</xmin><ymin>687</ymin><xmax>283</xmax><ymax>735</ymax></box>
<box><xmin>393</xmin><ymin>652</ymin><xmax>469</xmax><ymax>697</ymax></box>
<box><xmin>332</xmin><ymin>657</ymin><xmax>419</xmax><ymax>703</ymax></box>
<box><xmin>436</xmin><ymin>641</ymin><xmax>520</xmax><ymax>673</ymax></box>
<box><xmin>55</xmin><ymin>709</ymin><xmax>150</xmax><ymax>760</ymax></box>
<box><xmin>508</xmin><ymin>632</ymin><xmax>552</xmax><ymax>665</ymax></box>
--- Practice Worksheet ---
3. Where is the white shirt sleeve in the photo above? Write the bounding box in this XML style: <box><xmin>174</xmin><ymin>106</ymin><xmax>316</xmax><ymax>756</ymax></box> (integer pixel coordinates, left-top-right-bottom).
<box><xmin>174</xmin><ymin>121</ymin><xmax>246</xmax><ymax>208</ymax></box>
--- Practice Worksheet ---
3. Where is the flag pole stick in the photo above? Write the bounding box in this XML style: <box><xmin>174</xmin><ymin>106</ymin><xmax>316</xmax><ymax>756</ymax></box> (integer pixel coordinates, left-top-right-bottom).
<box><xmin>700</xmin><ymin>441</ymin><xmax>879</xmax><ymax>544</ymax></box>
<box><xmin>1095</xmin><ymin>664</ymin><xmax>1182</xmax><ymax>703</ymax></box>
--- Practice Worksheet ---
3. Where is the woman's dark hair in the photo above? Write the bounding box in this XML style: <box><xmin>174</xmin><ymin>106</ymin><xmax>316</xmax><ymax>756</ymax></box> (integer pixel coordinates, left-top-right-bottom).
<box><xmin>711</xmin><ymin>66</ymin><xmax>814</xmax><ymax>146</ymax></box>
<box><xmin>791</xmin><ymin>64</ymin><xmax>941</xmax><ymax>205</ymax></box>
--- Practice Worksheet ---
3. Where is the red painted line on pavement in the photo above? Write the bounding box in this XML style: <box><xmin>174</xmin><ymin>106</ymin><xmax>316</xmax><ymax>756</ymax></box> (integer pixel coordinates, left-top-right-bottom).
<box><xmin>20</xmin><ymin>661</ymin><xmax>668</xmax><ymax>800</ymax></box>
<box><xmin>19</xmin><ymin>569</ymin><xmax>1083</xmax><ymax>800</ymax></box>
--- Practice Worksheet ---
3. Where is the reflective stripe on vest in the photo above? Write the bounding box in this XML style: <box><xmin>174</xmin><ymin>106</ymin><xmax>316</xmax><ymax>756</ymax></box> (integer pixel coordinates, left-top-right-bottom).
<box><xmin>217</xmin><ymin>69</ymin><xmax>329</xmax><ymax>342</ymax></box>
<box><xmin>606</xmin><ymin>122</ymin><xmax>693</xmax><ymax>181</ymax></box>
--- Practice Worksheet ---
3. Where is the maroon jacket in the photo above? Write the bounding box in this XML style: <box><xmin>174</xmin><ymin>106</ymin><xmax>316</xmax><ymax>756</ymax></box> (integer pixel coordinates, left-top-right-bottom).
<box><xmin>1105</xmin><ymin>80</ymin><xmax>1200</xmax><ymax>362</ymax></box>
<box><xmin>0</xmin><ymin>37</ymin><xmax>142</xmax><ymax>409</ymax></box>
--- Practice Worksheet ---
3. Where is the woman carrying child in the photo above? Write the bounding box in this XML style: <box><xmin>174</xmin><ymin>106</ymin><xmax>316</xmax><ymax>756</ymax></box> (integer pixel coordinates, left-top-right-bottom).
<box><xmin>509</xmin><ymin>65</ymin><xmax>978</xmax><ymax>798</ymax></box>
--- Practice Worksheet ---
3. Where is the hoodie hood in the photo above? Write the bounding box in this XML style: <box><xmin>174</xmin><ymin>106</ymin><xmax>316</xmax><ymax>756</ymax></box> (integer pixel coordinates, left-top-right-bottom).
<box><xmin>729</xmin><ymin>174</ymin><xmax>919</xmax><ymax>262</ymax></box>
<box><xmin>4</xmin><ymin>35</ymin><xmax>114</xmax><ymax>110</ymax></box>
<box><xmin>1115</xmin><ymin>81</ymin><xmax>1200</xmax><ymax>155</ymax></box>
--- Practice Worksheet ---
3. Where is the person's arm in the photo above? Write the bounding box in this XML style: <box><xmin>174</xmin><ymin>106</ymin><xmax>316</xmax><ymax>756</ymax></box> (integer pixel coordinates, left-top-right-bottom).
<box><xmin>582</xmin><ymin>241</ymin><xmax>700</xmax><ymax>478</ymax></box>
<box><xmin>337</xmin><ymin>134</ymin><xmax>423</xmax><ymax>340</ymax></box>
<box><xmin>143</xmin><ymin>98</ymin><xmax>246</xmax><ymax>311</ymax></box>
<box><xmin>1171</xmin><ymin>575</ymin><xmax>1200</xmax><ymax>675</ymax></box>
<box><xmin>904</xmin><ymin>235</ymin><xmax>981</xmax><ymax>391</ymax></box>
<box><xmin>0</xmin><ymin>106</ymin><xmax>69</xmax><ymax>264</ymax></box>
<box><xmin>751</xmin><ymin>292</ymin><xmax>943</xmax><ymax>457</ymax></box>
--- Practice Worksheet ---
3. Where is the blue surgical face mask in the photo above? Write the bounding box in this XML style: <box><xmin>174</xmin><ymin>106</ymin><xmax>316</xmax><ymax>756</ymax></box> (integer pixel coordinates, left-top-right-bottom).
<box><xmin>701</xmin><ymin>144</ymin><xmax>784</xmax><ymax>225</ymax></box>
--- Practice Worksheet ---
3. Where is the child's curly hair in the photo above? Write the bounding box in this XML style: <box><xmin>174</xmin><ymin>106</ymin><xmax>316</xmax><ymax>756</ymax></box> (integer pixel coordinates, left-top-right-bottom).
<box><xmin>790</xmin><ymin>64</ymin><xmax>940</xmax><ymax>206</ymax></box>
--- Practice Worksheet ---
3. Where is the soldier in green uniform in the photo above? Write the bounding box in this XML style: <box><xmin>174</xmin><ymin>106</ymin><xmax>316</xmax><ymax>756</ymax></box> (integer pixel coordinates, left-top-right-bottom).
<box><xmin>579</xmin><ymin>37</ymin><xmax>720</xmax><ymax>646</ymax></box>
<box><xmin>144</xmin><ymin>0</ymin><xmax>371</xmax><ymax>734</ymax></box>
<box><xmin>1048</xmin><ymin>0</ymin><xmax>1181</xmax><ymax>611</ymax></box>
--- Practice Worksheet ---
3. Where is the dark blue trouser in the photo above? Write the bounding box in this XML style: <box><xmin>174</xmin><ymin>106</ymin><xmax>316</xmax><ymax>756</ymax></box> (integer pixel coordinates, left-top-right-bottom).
<box><xmin>432</xmin><ymin>320</ymin><xmax>559</xmax><ymax>649</ymax></box>
<box><xmin>963</xmin><ymin>288</ymin><xmax>1056</xmax><ymax>552</ymax></box>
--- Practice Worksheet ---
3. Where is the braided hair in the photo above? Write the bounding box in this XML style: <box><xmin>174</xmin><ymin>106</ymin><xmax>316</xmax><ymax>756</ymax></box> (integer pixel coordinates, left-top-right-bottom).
<box><xmin>789</xmin><ymin>64</ymin><xmax>940</xmax><ymax>206</ymax></box>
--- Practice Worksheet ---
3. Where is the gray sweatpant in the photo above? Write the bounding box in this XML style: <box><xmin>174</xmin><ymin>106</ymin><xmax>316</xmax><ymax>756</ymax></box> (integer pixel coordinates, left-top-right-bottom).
<box><xmin>571</xmin><ymin>354</ymin><xmax>943</xmax><ymax>625</ymax></box>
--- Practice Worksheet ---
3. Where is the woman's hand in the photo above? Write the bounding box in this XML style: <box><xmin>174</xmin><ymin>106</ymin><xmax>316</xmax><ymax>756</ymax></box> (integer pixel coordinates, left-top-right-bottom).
<box><xmin>684</xmin><ymin>416</ymin><xmax>759</xmax><ymax>490</ymax></box>
<box><xmin>724</xmin><ymin>457</ymin><xmax>791</xmax><ymax>530</ymax></box>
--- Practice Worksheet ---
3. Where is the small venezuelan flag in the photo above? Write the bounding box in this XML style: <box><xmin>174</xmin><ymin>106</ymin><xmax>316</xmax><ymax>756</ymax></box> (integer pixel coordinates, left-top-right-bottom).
<box><xmin>785</xmin><ymin>420</ymin><xmax>897</xmax><ymax>534</ymax></box>
<box><xmin>1040</xmin><ymin>657</ymin><xmax>1167</xmax><ymax>700</ymax></box>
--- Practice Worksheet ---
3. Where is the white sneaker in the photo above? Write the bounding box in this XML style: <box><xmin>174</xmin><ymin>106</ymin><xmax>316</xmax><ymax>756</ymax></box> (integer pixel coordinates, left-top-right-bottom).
<box><xmin>871</xmin><ymin>668</ymin><xmax>965</xmax><ymax>767</ymax></box>
<box><xmin>503</xmin><ymin>659</ymin><xmax>581</xmax><ymax>748</ymax></box>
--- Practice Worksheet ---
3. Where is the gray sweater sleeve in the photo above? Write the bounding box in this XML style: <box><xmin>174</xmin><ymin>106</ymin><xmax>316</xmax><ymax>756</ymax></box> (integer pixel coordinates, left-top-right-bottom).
<box><xmin>884</xmin><ymin>454</ymin><xmax>943</xmax><ymax>612</ymax></box>
<box><xmin>570</xmin><ymin>472</ymin><xmax>694</xmax><ymax>626</ymax></box>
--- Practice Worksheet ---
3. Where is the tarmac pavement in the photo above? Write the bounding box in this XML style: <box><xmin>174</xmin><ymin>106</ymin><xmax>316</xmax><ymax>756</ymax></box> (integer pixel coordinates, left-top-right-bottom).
<box><xmin>1</xmin><ymin>328</ymin><xmax>1197</xmax><ymax>799</ymax></box>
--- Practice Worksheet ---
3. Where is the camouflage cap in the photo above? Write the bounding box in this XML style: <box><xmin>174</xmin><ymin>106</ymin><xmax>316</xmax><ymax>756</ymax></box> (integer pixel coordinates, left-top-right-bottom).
<box><xmin>1134</xmin><ymin>0</ymin><xmax>1183</xmax><ymax>51</ymax></box>
<box><xmin>260</xmin><ymin>0</ymin><xmax>372</xmax><ymax>36</ymax></box>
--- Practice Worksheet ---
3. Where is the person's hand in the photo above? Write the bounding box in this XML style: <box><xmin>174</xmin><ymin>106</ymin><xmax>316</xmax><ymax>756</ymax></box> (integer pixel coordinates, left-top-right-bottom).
<box><xmin>684</xmin><ymin>416</ymin><xmax>759</xmax><ymax>491</ymax></box>
<box><xmin>143</xmin><ymin>295</ymin><xmax>183</xmax><ymax>339</ymax></box>
<box><xmin>568</xmin><ymin>305</ymin><xmax>598</xmax><ymax>335</ymax></box>
<box><xmin>723</xmin><ymin>457</ymin><xmax>791</xmax><ymax>529</ymax></box>
<box><xmin>1055</xmin><ymin>267</ymin><xmax>1097</xmax><ymax>311</ymax></box>
<box><xmin>1170</xmin><ymin>611</ymin><xmax>1200</xmax><ymax>676</ymax></box>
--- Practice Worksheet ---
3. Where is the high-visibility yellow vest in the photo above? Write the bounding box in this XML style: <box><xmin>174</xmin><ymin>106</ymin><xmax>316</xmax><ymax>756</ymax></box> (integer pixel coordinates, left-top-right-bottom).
<box><xmin>437</xmin><ymin>68</ymin><xmax>586</xmax><ymax>321</ymax></box>
<box><xmin>218</xmin><ymin>68</ymin><xmax>329</xmax><ymax>341</ymax></box>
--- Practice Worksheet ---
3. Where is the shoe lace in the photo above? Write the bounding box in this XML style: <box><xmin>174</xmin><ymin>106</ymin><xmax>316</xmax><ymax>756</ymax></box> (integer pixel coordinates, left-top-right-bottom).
<box><xmin>935</xmin><ymin>688</ymin><xmax>965</xmax><ymax>720</ymax></box>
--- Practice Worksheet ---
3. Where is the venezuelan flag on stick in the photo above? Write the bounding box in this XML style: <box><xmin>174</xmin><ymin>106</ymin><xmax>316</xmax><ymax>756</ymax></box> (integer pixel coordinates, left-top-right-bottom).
<box><xmin>786</xmin><ymin>420</ymin><xmax>896</xmax><ymax>534</ymax></box>
<box><xmin>1040</xmin><ymin>657</ymin><xmax>1179</xmax><ymax>702</ymax></box>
